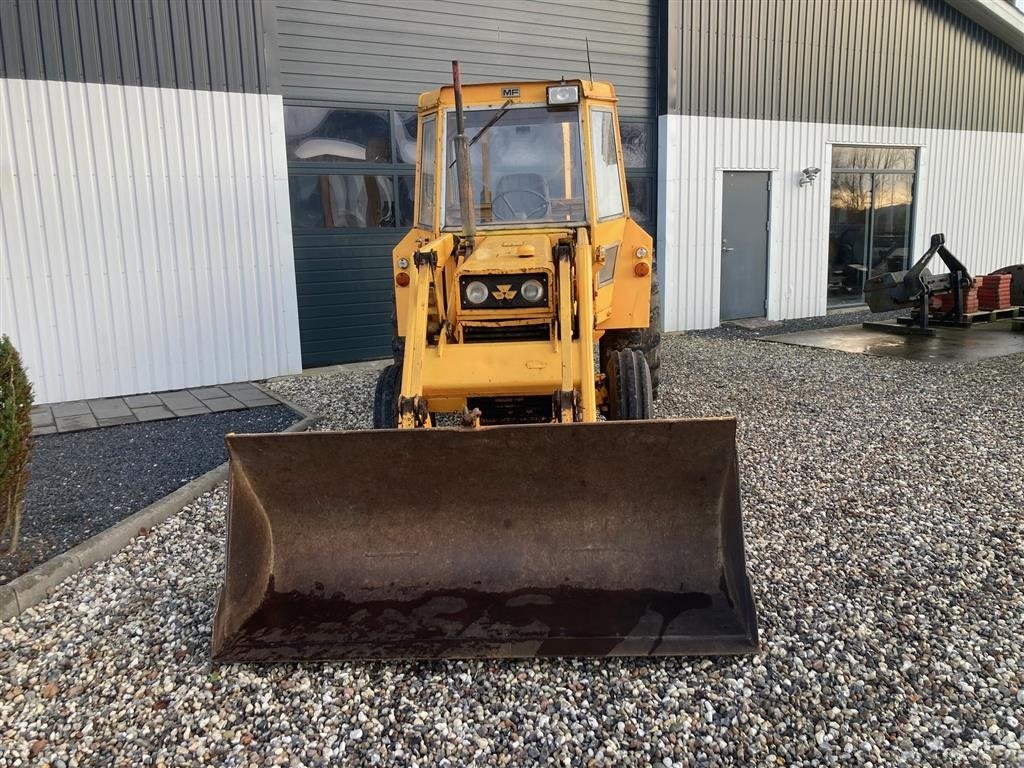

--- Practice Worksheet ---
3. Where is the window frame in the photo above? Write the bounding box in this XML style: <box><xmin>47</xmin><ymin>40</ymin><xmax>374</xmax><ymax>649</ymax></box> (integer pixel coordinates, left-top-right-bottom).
<box><xmin>284</xmin><ymin>101</ymin><xmax>659</xmax><ymax>234</ymax></box>
<box><xmin>830</xmin><ymin>145</ymin><xmax>918</xmax><ymax>173</ymax></box>
<box><xmin>284</xmin><ymin>100</ymin><xmax>417</xmax><ymax>233</ymax></box>
<box><xmin>417</xmin><ymin>112</ymin><xmax>438</xmax><ymax>230</ymax></box>
<box><xmin>827</xmin><ymin>144</ymin><xmax>920</xmax><ymax>306</ymax></box>
<box><xmin>438</xmin><ymin>103</ymin><xmax>590</xmax><ymax>232</ymax></box>
<box><xmin>618</xmin><ymin>120</ymin><xmax>654</xmax><ymax>171</ymax></box>
<box><xmin>619</xmin><ymin>117</ymin><xmax>656</xmax><ymax>233</ymax></box>
<box><xmin>587</xmin><ymin>105</ymin><xmax>626</xmax><ymax>222</ymax></box>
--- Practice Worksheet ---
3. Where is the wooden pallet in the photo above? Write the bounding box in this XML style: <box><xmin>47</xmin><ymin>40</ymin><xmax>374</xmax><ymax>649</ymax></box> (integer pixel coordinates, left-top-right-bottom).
<box><xmin>898</xmin><ymin>306</ymin><xmax>1022</xmax><ymax>328</ymax></box>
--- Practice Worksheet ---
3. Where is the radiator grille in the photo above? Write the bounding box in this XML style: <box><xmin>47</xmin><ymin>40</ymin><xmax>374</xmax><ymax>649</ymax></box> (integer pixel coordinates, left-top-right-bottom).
<box><xmin>462</xmin><ymin>324</ymin><xmax>550</xmax><ymax>343</ymax></box>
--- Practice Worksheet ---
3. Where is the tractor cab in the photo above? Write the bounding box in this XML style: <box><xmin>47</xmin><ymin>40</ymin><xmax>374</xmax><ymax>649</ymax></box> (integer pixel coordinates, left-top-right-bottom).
<box><xmin>412</xmin><ymin>79</ymin><xmax>622</xmax><ymax>234</ymax></box>
<box><xmin>439</xmin><ymin>93</ymin><xmax>587</xmax><ymax>227</ymax></box>
<box><xmin>389</xmin><ymin>79</ymin><xmax>654</xmax><ymax>412</ymax></box>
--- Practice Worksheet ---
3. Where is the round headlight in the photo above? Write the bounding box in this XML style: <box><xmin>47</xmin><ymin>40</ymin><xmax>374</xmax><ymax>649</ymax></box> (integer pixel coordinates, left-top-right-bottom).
<box><xmin>635</xmin><ymin>247</ymin><xmax>649</xmax><ymax>259</ymax></box>
<box><xmin>397</xmin><ymin>257</ymin><xmax>410</xmax><ymax>269</ymax></box>
<box><xmin>465</xmin><ymin>280</ymin><xmax>489</xmax><ymax>305</ymax></box>
<box><xmin>520</xmin><ymin>279</ymin><xmax>545</xmax><ymax>303</ymax></box>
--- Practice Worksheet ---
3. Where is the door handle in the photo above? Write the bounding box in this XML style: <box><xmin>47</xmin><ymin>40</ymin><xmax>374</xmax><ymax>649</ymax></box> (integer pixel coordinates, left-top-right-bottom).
<box><xmin>721</xmin><ymin>246</ymin><xmax>735</xmax><ymax>252</ymax></box>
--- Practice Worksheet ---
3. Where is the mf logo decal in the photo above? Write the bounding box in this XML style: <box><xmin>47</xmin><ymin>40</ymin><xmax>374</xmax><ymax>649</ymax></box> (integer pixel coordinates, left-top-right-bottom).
<box><xmin>501</xmin><ymin>87</ymin><xmax>520</xmax><ymax>98</ymax></box>
<box><xmin>492</xmin><ymin>284</ymin><xmax>518</xmax><ymax>301</ymax></box>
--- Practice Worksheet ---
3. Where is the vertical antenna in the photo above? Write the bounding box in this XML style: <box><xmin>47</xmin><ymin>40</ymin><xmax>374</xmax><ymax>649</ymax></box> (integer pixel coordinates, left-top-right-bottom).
<box><xmin>585</xmin><ymin>37</ymin><xmax>594</xmax><ymax>84</ymax></box>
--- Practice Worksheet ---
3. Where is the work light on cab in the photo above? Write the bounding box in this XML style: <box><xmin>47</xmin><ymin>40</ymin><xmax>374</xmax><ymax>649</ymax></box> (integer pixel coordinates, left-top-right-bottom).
<box><xmin>547</xmin><ymin>84</ymin><xmax>579</xmax><ymax>105</ymax></box>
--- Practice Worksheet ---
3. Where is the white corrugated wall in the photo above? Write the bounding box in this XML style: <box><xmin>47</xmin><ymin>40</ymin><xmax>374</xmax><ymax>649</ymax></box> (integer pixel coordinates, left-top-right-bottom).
<box><xmin>658</xmin><ymin>115</ymin><xmax>1024</xmax><ymax>331</ymax></box>
<box><xmin>0</xmin><ymin>78</ymin><xmax>302</xmax><ymax>404</ymax></box>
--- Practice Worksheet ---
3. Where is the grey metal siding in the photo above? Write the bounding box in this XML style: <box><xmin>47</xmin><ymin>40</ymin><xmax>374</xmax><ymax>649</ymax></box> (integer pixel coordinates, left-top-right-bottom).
<box><xmin>293</xmin><ymin>232</ymin><xmax>400</xmax><ymax>367</ymax></box>
<box><xmin>666</xmin><ymin>0</ymin><xmax>1024</xmax><ymax>132</ymax></box>
<box><xmin>275</xmin><ymin>0</ymin><xmax>658</xmax><ymax>367</ymax></box>
<box><xmin>0</xmin><ymin>0</ymin><xmax>268</xmax><ymax>94</ymax></box>
<box><xmin>2</xmin><ymin>76</ymin><xmax>301</xmax><ymax>402</ymax></box>
<box><xmin>273</xmin><ymin>0</ymin><xmax>658</xmax><ymax>117</ymax></box>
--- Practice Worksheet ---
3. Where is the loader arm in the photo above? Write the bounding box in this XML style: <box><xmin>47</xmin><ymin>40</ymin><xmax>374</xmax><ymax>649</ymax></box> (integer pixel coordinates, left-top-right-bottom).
<box><xmin>399</xmin><ymin>233</ymin><xmax>455</xmax><ymax>428</ymax></box>
<box><xmin>555</xmin><ymin>240</ymin><xmax>575</xmax><ymax>422</ymax></box>
<box><xmin>574</xmin><ymin>228</ymin><xmax>598</xmax><ymax>421</ymax></box>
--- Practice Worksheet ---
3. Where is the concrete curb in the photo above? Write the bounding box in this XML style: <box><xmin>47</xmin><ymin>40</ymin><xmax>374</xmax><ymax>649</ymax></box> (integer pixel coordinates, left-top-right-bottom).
<box><xmin>0</xmin><ymin>404</ymin><xmax>318</xmax><ymax>621</ymax></box>
<box><xmin>252</xmin><ymin>382</ymin><xmax>319</xmax><ymax>423</ymax></box>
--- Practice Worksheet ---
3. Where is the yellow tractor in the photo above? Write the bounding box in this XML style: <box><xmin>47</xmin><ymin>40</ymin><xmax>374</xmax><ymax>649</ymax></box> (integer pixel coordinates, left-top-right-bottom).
<box><xmin>377</xmin><ymin>74</ymin><xmax>659</xmax><ymax>428</ymax></box>
<box><xmin>212</xmin><ymin>67</ymin><xmax>758</xmax><ymax>662</ymax></box>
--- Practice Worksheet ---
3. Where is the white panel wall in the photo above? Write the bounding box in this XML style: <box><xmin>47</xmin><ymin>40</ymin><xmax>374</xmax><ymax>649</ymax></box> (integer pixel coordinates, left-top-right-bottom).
<box><xmin>0</xmin><ymin>78</ymin><xmax>302</xmax><ymax>404</ymax></box>
<box><xmin>658</xmin><ymin>115</ymin><xmax>1024</xmax><ymax>331</ymax></box>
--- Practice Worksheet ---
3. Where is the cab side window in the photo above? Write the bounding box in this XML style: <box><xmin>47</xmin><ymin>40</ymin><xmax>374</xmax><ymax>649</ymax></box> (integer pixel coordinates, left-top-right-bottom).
<box><xmin>590</xmin><ymin>108</ymin><xmax>624</xmax><ymax>220</ymax></box>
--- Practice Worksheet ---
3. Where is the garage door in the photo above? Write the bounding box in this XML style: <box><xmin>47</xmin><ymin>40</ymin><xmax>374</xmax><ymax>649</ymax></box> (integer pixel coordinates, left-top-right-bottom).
<box><xmin>275</xmin><ymin>0</ymin><xmax>658</xmax><ymax>366</ymax></box>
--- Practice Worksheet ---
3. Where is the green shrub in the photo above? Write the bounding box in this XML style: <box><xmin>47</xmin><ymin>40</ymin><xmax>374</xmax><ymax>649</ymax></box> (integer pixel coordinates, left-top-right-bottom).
<box><xmin>0</xmin><ymin>335</ymin><xmax>33</xmax><ymax>553</ymax></box>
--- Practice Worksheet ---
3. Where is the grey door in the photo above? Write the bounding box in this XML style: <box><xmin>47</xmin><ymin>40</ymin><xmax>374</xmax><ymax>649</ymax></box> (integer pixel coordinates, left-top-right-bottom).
<box><xmin>720</xmin><ymin>172</ymin><xmax>770</xmax><ymax>321</ymax></box>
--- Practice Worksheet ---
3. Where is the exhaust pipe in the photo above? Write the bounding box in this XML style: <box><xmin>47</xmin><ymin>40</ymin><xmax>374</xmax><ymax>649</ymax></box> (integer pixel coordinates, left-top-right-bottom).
<box><xmin>451</xmin><ymin>60</ymin><xmax>476</xmax><ymax>250</ymax></box>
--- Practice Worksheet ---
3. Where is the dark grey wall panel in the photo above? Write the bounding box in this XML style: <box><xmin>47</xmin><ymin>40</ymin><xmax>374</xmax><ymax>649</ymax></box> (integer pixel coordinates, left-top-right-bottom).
<box><xmin>666</xmin><ymin>0</ymin><xmax>1024</xmax><ymax>132</ymax></box>
<box><xmin>273</xmin><ymin>0</ymin><xmax>658</xmax><ymax>117</ymax></box>
<box><xmin>293</xmin><ymin>231</ymin><xmax>401</xmax><ymax>366</ymax></box>
<box><xmin>0</xmin><ymin>0</ymin><xmax>268</xmax><ymax>94</ymax></box>
<box><xmin>276</xmin><ymin>0</ymin><xmax>658</xmax><ymax>367</ymax></box>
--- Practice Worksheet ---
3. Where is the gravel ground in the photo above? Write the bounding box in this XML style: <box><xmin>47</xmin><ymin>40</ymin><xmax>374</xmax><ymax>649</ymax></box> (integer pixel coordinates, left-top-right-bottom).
<box><xmin>0</xmin><ymin>406</ymin><xmax>298</xmax><ymax>584</ymax></box>
<box><xmin>2</xmin><ymin>325</ymin><xmax>1022</xmax><ymax>767</ymax></box>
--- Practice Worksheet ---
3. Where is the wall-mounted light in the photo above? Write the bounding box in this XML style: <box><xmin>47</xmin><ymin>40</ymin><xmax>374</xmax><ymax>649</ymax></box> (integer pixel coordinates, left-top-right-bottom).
<box><xmin>799</xmin><ymin>167</ymin><xmax>822</xmax><ymax>187</ymax></box>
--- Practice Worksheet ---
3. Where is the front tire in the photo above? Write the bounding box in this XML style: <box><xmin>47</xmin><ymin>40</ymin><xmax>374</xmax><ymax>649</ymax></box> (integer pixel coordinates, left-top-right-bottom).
<box><xmin>599</xmin><ymin>270</ymin><xmax>662</xmax><ymax>398</ymax></box>
<box><xmin>372</xmin><ymin>363</ymin><xmax>402</xmax><ymax>428</ymax></box>
<box><xmin>606</xmin><ymin>348</ymin><xmax>653</xmax><ymax>421</ymax></box>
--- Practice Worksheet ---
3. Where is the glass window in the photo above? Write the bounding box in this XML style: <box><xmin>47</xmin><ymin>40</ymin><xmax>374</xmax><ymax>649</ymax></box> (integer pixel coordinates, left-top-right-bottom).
<box><xmin>398</xmin><ymin>176</ymin><xmax>415</xmax><ymax>228</ymax></box>
<box><xmin>394</xmin><ymin>111</ymin><xmax>418</xmax><ymax>164</ymax></box>
<box><xmin>626</xmin><ymin>177</ymin><xmax>652</xmax><ymax>228</ymax></box>
<box><xmin>285</xmin><ymin>107</ymin><xmax>391</xmax><ymax>163</ymax></box>
<box><xmin>443</xmin><ymin>105</ymin><xmax>586</xmax><ymax>227</ymax></box>
<box><xmin>828</xmin><ymin>173</ymin><xmax>872</xmax><ymax>303</ymax></box>
<box><xmin>831</xmin><ymin>145</ymin><xmax>916</xmax><ymax>171</ymax></box>
<box><xmin>590</xmin><ymin>108</ymin><xmax>624</xmax><ymax>220</ymax></box>
<box><xmin>871</xmin><ymin>174</ymin><xmax>914</xmax><ymax>274</ymax></box>
<box><xmin>289</xmin><ymin>174</ymin><xmax>395</xmax><ymax>228</ymax></box>
<box><xmin>418</xmin><ymin>115</ymin><xmax>437</xmax><ymax>228</ymax></box>
<box><xmin>827</xmin><ymin>148</ymin><xmax>917</xmax><ymax>306</ymax></box>
<box><xmin>620</xmin><ymin>122</ymin><xmax>652</xmax><ymax>169</ymax></box>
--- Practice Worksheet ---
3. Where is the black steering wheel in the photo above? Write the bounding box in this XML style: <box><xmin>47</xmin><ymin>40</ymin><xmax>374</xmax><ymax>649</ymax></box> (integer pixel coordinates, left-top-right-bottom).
<box><xmin>491</xmin><ymin>189</ymin><xmax>549</xmax><ymax>221</ymax></box>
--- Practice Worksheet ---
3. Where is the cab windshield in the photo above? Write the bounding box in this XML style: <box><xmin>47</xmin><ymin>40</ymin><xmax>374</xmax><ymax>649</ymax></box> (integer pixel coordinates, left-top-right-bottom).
<box><xmin>443</xmin><ymin>105</ymin><xmax>586</xmax><ymax>228</ymax></box>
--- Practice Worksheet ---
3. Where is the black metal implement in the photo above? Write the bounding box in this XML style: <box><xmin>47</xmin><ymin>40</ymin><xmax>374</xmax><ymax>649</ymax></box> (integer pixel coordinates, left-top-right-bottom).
<box><xmin>212</xmin><ymin>419</ymin><xmax>759</xmax><ymax>662</ymax></box>
<box><xmin>863</xmin><ymin>233</ymin><xmax>973</xmax><ymax>335</ymax></box>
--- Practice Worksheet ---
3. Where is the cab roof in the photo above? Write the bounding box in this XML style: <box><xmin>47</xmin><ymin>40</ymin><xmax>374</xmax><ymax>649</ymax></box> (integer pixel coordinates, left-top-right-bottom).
<box><xmin>417</xmin><ymin>79</ymin><xmax>617</xmax><ymax>111</ymax></box>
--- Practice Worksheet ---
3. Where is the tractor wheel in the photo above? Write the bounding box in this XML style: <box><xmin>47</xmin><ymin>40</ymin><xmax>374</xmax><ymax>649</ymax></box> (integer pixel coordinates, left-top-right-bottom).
<box><xmin>599</xmin><ymin>270</ymin><xmax>662</xmax><ymax>398</ymax></box>
<box><xmin>606</xmin><ymin>348</ymin><xmax>653</xmax><ymax>421</ymax></box>
<box><xmin>372</xmin><ymin>363</ymin><xmax>402</xmax><ymax>429</ymax></box>
<box><xmin>389</xmin><ymin>292</ymin><xmax>405</xmax><ymax>364</ymax></box>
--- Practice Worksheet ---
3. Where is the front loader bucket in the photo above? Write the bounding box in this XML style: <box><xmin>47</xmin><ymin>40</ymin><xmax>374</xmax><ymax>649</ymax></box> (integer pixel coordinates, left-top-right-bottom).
<box><xmin>212</xmin><ymin>418</ymin><xmax>759</xmax><ymax>662</ymax></box>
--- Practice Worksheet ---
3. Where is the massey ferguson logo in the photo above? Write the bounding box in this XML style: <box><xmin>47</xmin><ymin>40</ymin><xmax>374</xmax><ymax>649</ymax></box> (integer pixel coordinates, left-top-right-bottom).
<box><xmin>492</xmin><ymin>284</ymin><xmax>518</xmax><ymax>301</ymax></box>
<box><xmin>501</xmin><ymin>87</ymin><xmax>520</xmax><ymax>98</ymax></box>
